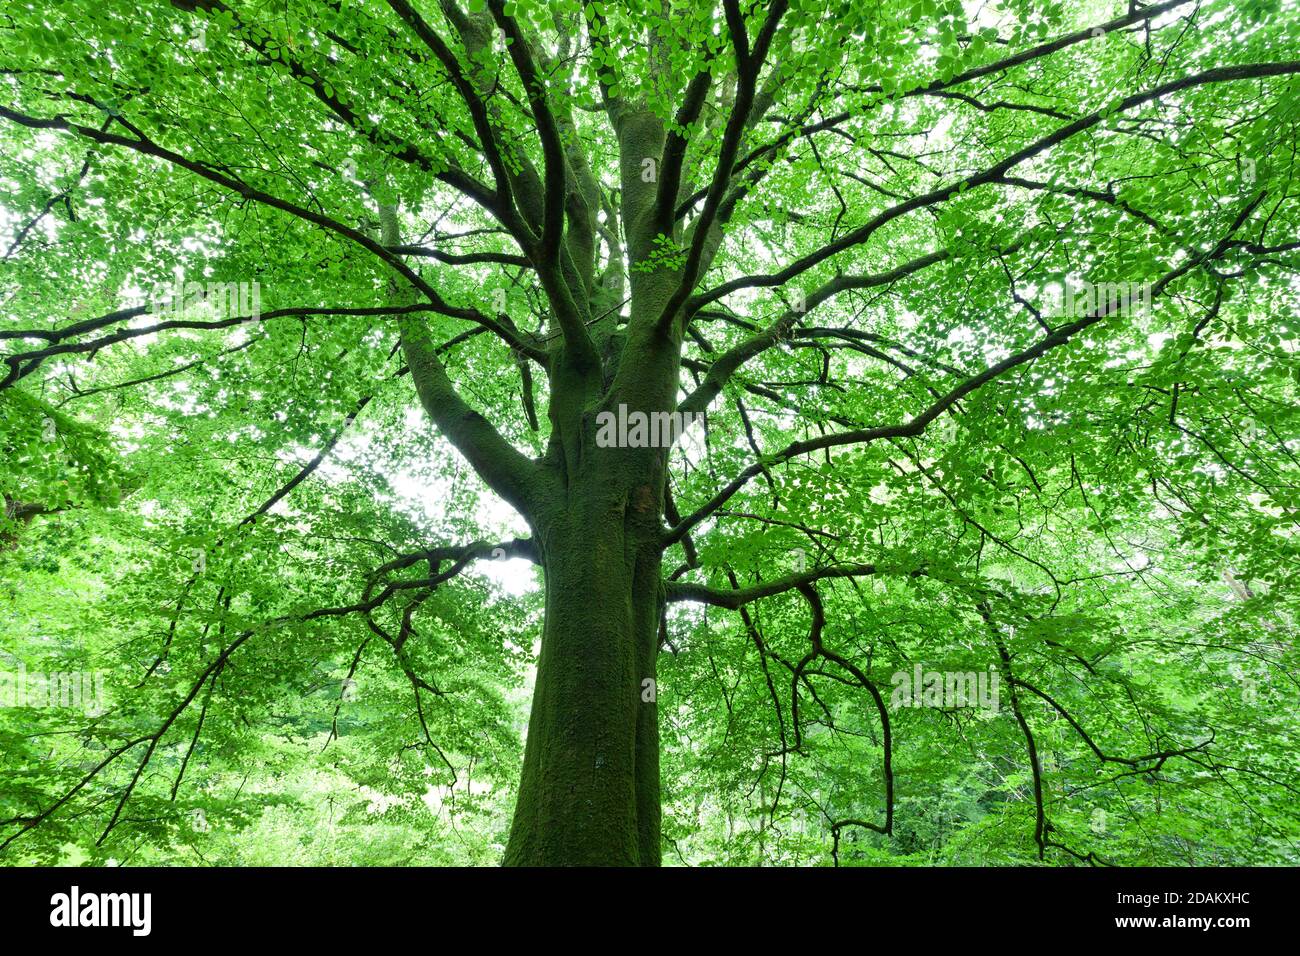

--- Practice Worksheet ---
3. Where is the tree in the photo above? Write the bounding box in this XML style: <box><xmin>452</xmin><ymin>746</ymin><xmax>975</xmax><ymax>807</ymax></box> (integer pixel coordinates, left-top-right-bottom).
<box><xmin>1</xmin><ymin>0</ymin><xmax>1297</xmax><ymax>867</ymax></box>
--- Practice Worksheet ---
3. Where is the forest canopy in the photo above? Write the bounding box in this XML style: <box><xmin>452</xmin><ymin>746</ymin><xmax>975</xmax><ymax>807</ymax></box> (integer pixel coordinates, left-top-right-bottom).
<box><xmin>1</xmin><ymin>0</ymin><xmax>1298</xmax><ymax>866</ymax></box>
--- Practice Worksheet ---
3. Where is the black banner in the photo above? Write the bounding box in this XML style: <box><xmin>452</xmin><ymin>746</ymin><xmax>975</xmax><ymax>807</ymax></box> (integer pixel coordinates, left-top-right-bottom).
<box><xmin>0</xmin><ymin>865</ymin><xmax>1289</xmax><ymax>941</ymax></box>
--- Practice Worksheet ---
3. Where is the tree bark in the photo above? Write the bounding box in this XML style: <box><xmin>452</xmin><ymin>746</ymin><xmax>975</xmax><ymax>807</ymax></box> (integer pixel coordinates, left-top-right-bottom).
<box><xmin>503</xmin><ymin>478</ymin><xmax>663</xmax><ymax>866</ymax></box>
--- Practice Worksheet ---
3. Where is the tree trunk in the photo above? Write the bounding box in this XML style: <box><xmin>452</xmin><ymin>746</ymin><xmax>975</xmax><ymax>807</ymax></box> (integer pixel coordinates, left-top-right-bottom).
<box><xmin>503</xmin><ymin>479</ymin><xmax>663</xmax><ymax>866</ymax></box>
<box><xmin>501</xmin><ymin>259</ymin><xmax>680</xmax><ymax>865</ymax></box>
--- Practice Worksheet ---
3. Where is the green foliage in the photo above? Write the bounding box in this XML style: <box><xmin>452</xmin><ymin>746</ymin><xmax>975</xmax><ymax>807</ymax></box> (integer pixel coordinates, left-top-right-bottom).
<box><xmin>2</xmin><ymin>0</ymin><xmax>1298</xmax><ymax>865</ymax></box>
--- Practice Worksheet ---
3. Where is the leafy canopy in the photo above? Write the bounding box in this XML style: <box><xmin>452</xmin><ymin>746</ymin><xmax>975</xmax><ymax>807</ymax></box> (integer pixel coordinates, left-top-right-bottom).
<box><xmin>1</xmin><ymin>0</ymin><xmax>1298</xmax><ymax>865</ymax></box>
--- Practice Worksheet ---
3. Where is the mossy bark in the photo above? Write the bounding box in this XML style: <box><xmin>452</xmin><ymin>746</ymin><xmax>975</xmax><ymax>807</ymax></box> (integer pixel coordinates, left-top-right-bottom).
<box><xmin>503</xmin><ymin>311</ymin><xmax>677</xmax><ymax>866</ymax></box>
<box><xmin>503</xmin><ymin>481</ymin><xmax>664</xmax><ymax>866</ymax></box>
<box><xmin>494</xmin><ymin>106</ymin><xmax>684</xmax><ymax>864</ymax></box>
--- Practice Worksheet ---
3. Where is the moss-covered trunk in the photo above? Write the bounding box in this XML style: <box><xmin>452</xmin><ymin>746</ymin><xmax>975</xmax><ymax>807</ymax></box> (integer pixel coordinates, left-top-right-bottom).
<box><xmin>501</xmin><ymin>243</ymin><xmax>680</xmax><ymax>864</ymax></box>
<box><xmin>503</xmin><ymin>481</ymin><xmax>664</xmax><ymax>866</ymax></box>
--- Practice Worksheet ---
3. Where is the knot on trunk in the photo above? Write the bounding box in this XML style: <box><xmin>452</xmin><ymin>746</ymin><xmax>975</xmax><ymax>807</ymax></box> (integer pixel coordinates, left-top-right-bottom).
<box><xmin>631</xmin><ymin>483</ymin><xmax>656</xmax><ymax>514</ymax></box>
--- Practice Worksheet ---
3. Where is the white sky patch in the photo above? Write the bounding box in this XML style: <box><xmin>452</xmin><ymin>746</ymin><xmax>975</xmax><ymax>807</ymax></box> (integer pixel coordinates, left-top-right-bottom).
<box><xmin>323</xmin><ymin>413</ymin><xmax>539</xmax><ymax>599</ymax></box>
